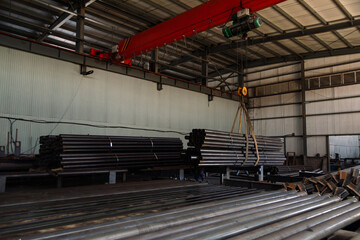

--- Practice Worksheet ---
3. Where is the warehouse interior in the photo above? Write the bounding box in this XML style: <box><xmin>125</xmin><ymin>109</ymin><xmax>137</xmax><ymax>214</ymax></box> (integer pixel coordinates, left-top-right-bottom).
<box><xmin>1</xmin><ymin>0</ymin><xmax>360</xmax><ymax>239</ymax></box>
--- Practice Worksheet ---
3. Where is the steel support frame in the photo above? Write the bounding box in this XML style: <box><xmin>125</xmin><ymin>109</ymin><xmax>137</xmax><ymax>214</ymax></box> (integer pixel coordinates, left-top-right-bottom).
<box><xmin>76</xmin><ymin>0</ymin><xmax>85</xmax><ymax>53</ymax></box>
<box><xmin>0</xmin><ymin>32</ymin><xmax>241</xmax><ymax>102</ymax></box>
<box><xmin>202</xmin><ymin>49</ymin><xmax>208</xmax><ymax>86</ymax></box>
<box><xmin>301</xmin><ymin>60</ymin><xmax>308</xmax><ymax>165</ymax></box>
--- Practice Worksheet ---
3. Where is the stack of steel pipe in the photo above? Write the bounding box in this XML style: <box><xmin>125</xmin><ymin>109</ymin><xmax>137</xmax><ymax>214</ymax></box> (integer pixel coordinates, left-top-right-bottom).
<box><xmin>12</xmin><ymin>189</ymin><xmax>360</xmax><ymax>240</ymax></box>
<box><xmin>186</xmin><ymin>129</ymin><xmax>285</xmax><ymax>167</ymax></box>
<box><xmin>39</xmin><ymin>134</ymin><xmax>184</xmax><ymax>170</ymax></box>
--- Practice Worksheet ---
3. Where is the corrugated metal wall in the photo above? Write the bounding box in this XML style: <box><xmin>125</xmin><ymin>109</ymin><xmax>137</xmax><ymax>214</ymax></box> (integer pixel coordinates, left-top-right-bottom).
<box><xmin>0</xmin><ymin>46</ymin><xmax>240</xmax><ymax>154</ymax></box>
<box><xmin>247</xmin><ymin>53</ymin><xmax>360</xmax><ymax>157</ymax></box>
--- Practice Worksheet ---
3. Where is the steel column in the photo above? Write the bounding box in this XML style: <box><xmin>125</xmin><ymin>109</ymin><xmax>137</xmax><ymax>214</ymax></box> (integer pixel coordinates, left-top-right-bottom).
<box><xmin>75</xmin><ymin>0</ymin><xmax>85</xmax><ymax>53</ymax></box>
<box><xmin>301</xmin><ymin>60</ymin><xmax>308</xmax><ymax>165</ymax></box>
<box><xmin>202</xmin><ymin>49</ymin><xmax>208</xmax><ymax>86</ymax></box>
<box><xmin>151</xmin><ymin>48</ymin><xmax>159</xmax><ymax>73</ymax></box>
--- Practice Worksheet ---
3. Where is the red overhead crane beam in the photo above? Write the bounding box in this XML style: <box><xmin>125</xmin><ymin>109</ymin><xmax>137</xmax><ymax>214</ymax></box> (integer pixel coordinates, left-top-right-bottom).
<box><xmin>109</xmin><ymin>0</ymin><xmax>286</xmax><ymax>62</ymax></box>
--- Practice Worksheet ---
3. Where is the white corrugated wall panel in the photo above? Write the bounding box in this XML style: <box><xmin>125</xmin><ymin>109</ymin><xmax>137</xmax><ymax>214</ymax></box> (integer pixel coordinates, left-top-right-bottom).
<box><xmin>253</xmin><ymin>118</ymin><xmax>302</xmax><ymax>136</ymax></box>
<box><xmin>0</xmin><ymin>46</ymin><xmax>240</xmax><ymax>153</ymax></box>
<box><xmin>307</xmin><ymin>136</ymin><xmax>327</xmax><ymax>156</ymax></box>
<box><xmin>285</xmin><ymin>137</ymin><xmax>303</xmax><ymax>155</ymax></box>
<box><xmin>330</xmin><ymin>136</ymin><xmax>359</xmax><ymax>158</ymax></box>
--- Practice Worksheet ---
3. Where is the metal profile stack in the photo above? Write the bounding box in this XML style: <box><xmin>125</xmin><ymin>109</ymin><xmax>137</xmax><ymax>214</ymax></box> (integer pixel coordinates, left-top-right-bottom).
<box><xmin>186</xmin><ymin>129</ymin><xmax>285</xmax><ymax>167</ymax></box>
<box><xmin>39</xmin><ymin>134</ymin><xmax>184</xmax><ymax>170</ymax></box>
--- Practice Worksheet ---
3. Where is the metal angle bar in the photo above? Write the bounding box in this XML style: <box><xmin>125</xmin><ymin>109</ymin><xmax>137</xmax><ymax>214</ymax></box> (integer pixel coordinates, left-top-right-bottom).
<box><xmin>255</xmin><ymin>44</ymin><xmax>282</xmax><ymax>57</ymax></box>
<box><xmin>332</xmin><ymin>30</ymin><xmax>353</xmax><ymax>48</ymax></box>
<box><xmin>273</xmin><ymin>41</ymin><xmax>301</xmax><ymax>56</ymax></box>
<box><xmin>297</xmin><ymin>0</ymin><xmax>328</xmax><ymax>25</ymax></box>
<box><xmin>272</xmin><ymin>5</ymin><xmax>304</xmax><ymax>30</ymax></box>
<box><xmin>291</xmin><ymin>38</ymin><xmax>314</xmax><ymax>53</ymax></box>
<box><xmin>332</xmin><ymin>0</ymin><xmax>354</xmax><ymax>21</ymax></box>
<box><xmin>246</xmin><ymin>47</ymin><xmax>268</xmax><ymax>60</ymax></box>
<box><xmin>311</xmin><ymin>34</ymin><xmax>333</xmax><ymax>51</ymax></box>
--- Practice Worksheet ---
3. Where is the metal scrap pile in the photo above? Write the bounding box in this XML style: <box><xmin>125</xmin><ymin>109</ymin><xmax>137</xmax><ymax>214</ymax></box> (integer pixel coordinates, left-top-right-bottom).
<box><xmin>39</xmin><ymin>134</ymin><xmax>184</xmax><ymax>171</ymax></box>
<box><xmin>186</xmin><ymin>129</ymin><xmax>285</xmax><ymax>167</ymax></box>
<box><xmin>285</xmin><ymin>168</ymin><xmax>360</xmax><ymax>199</ymax></box>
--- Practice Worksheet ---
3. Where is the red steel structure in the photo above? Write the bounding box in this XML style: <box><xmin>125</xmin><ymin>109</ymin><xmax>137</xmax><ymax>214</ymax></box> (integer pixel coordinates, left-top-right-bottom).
<box><xmin>92</xmin><ymin>0</ymin><xmax>286</xmax><ymax>62</ymax></box>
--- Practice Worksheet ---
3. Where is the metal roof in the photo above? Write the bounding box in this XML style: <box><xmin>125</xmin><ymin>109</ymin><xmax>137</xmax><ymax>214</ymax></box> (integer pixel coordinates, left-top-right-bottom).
<box><xmin>0</xmin><ymin>0</ymin><xmax>360</xmax><ymax>91</ymax></box>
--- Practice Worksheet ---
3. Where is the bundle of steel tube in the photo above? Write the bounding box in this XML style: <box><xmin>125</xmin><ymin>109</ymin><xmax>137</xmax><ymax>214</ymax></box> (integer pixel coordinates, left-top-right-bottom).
<box><xmin>39</xmin><ymin>134</ymin><xmax>184</xmax><ymax>170</ymax></box>
<box><xmin>186</xmin><ymin>129</ymin><xmax>285</xmax><ymax>166</ymax></box>
<box><xmin>9</xmin><ymin>188</ymin><xmax>360</xmax><ymax>240</ymax></box>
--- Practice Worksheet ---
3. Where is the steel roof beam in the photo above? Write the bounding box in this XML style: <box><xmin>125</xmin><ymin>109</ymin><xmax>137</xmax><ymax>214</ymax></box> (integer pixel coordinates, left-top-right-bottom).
<box><xmin>257</xmin><ymin>44</ymin><xmax>282</xmax><ymax>57</ymax></box>
<box><xmin>332</xmin><ymin>30</ymin><xmax>353</xmax><ymax>48</ymax></box>
<box><xmin>332</xmin><ymin>0</ymin><xmax>354</xmax><ymax>21</ymax></box>
<box><xmin>291</xmin><ymin>38</ymin><xmax>314</xmax><ymax>53</ymax></box>
<box><xmin>245</xmin><ymin>47</ymin><xmax>268</xmax><ymax>60</ymax></box>
<box><xmin>272</xmin><ymin>5</ymin><xmax>304</xmax><ymax>29</ymax></box>
<box><xmin>209</xmin><ymin>45</ymin><xmax>360</xmax><ymax>76</ymax></box>
<box><xmin>273</xmin><ymin>41</ymin><xmax>301</xmax><ymax>56</ymax></box>
<box><xmin>161</xmin><ymin>19</ymin><xmax>360</xmax><ymax>70</ymax></box>
<box><xmin>210</xmin><ymin>19</ymin><xmax>359</xmax><ymax>54</ymax></box>
<box><xmin>311</xmin><ymin>34</ymin><xmax>333</xmax><ymax>51</ymax></box>
<box><xmin>297</xmin><ymin>0</ymin><xmax>328</xmax><ymax>25</ymax></box>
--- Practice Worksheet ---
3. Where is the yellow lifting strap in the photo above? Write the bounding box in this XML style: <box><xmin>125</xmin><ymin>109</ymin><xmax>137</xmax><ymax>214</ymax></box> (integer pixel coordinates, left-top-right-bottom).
<box><xmin>231</xmin><ymin>101</ymin><xmax>260</xmax><ymax>166</ymax></box>
<box><xmin>240</xmin><ymin>102</ymin><xmax>260</xmax><ymax>166</ymax></box>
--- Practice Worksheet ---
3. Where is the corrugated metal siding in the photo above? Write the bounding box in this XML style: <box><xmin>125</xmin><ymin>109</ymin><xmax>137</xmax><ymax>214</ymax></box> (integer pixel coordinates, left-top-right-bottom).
<box><xmin>330</xmin><ymin>136</ymin><xmax>359</xmax><ymax>158</ymax></box>
<box><xmin>247</xmin><ymin>54</ymin><xmax>360</xmax><ymax>156</ymax></box>
<box><xmin>0</xmin><ymin>46</ymin><xmax>240</xmax><ymax>154</ymax></box>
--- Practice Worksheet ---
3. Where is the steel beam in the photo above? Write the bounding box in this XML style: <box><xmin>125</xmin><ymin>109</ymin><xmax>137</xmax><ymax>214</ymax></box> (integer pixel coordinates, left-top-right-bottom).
<box><xmin>333</xmin><ymin>30</ymin><xmax>353</xmax><ymax>48</ymax></box>
<box><xmin>76</xmin><ymin>0</ymin><xmax>85</xmax><ymax>53</ymax></box>
<box><xmin>209</xmin><ymin>45</ymin><xmax>360</xmax><ymax>76</ymax></box>
<box><xmin>297</xmin><ymin>0</ymin><xmax>328</xmax><ymax>25</ymax></box>
<box><xmin>202</xmin><ymin>49</ymin><xmax>209</xmax><ymax>85</ymax></box>
<box><xmin>332</xmin><ymin>0</ymin><xmax>354</xmax><ymax>21</ymax></box>
<box><xmin>311</xmin><ymin>34</ymin><xmax>333</xmax><ymax>51</ymax></box>
<box><xmin>291</xmin><ymin>38</ymin><xmax>314</xmax><ymax>53</ymax></box>
<box><xmin>272</xmin><ymin>5</ymin><xmax>304</xmax><ymax>30</ymax></box>
<box><xmin>173</xmin><ymin>19</ymin><xmax>360</xmax><ymax>70</ymax></box>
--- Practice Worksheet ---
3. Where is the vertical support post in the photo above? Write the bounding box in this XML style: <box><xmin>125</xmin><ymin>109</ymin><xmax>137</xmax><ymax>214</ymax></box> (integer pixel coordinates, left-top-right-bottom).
<box><xmin>0</xmin><ymin>176</ymin><xmax>6</xmax><ymax>193</ymax></box>
<box><xmin>76</xmin><ymin>0</ymin><xmax>85</xmax><ymax>53</ymax></box>
<box><xmin>301</xmin><ymin>60</ymin><xmax>308</xmax><ymax>165</ymax></box>
<box><xmin>225</xmin><ymin>167</ymin><xmax>230</xmax><ymax>180</ymax></box>
<box><xmin>179</xmin><ymin>168</ymin><xmax>184</xmax><ymax>180</ymax></box>
<box><xmin>57</xmin><ymin>176</ymin><xmax>63</xmax><ymax>188</ymax></box>
<box><xmin>14</xmin><ymin>141</ymin><xmax>21</xmax><ymax>157</ymax></box>
<box><xmin>326</xmin><ymin>135</ymin><xmax>330</xmax><ymax>172</ymax></box>
<box><xmin>151</xmin><ymin>48</ymin><xmax>159</xmax><ymax>73</ymax></box>
<box><xmin>201</xmin><ymin>49</ymin><xmax>208</xmax><ymax>86</ymax></box>
<box><xmin>259</xmin><ymin>165</ymin><xmax>264</xmax><ymax>181</ymax></box>
<box><xmin>109</xmin><ymin>171</ymin><xmax>116</xmax><ymax>184</ymax></box>
<box><xmin>122</xmin><ymin>172</ymin><xmax>127</xmax><ymax>182</ymax></box>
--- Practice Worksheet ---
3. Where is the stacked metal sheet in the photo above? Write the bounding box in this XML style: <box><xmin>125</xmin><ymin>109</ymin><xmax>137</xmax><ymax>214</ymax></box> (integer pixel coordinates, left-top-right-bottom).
<box><xmin>186</xmin><ymin>129</ymin><xmax>285</xmax><ymax>166</ymax></box>
<box><xmin>39</xmin><ymin>134</ymin><xmax>184</xmax><ymax>170</ymax></box>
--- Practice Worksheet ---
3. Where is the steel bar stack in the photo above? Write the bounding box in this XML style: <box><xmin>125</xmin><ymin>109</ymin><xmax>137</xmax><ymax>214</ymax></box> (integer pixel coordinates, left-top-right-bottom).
<box><xmin>39</xmin><ymin>134</ymin><xmax>184</xmax><ymax>170</ymax></box>
<box><xmin>186</xmin><ymin>129</ymin><xmax>285</xmax><ymax>167</ymax></box>
<box><xmin>3</xmin><ymin>187</ymin><xmax>360</xmax><ymax>239</ymax></box>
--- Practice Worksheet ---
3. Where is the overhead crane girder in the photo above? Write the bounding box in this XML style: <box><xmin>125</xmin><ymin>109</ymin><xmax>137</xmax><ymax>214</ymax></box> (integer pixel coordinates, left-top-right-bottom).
<box><xmin>93</xmin><ymin>0</ymin><xmax>287</xmax><ymax>62</ymax></box>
